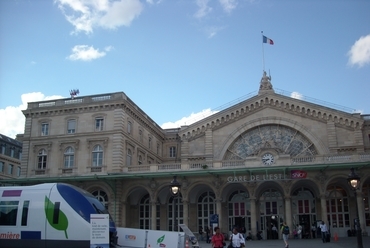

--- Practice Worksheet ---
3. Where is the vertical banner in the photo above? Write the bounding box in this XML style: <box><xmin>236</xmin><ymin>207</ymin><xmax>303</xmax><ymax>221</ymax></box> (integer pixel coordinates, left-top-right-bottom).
<box><xmin>210</xmin><ymin>214</ymin><xmax>219</xmax><ymax>235</ymax></box>
<box><xmin>90</xmin><ymin>214</ymin><xmax>109</xmax><ymax>248</ymax></box>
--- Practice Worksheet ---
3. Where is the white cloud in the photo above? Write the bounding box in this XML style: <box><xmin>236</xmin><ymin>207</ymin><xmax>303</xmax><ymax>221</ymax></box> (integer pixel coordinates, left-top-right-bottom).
<box><xmin>291</xmin><ymin>91</ymin><xmax>303</xmax><ymax>100</ymax></box>
<box><xmin>0</xmin><ymin>93</ymin><xmax>64</xmax><ymax>139</ymax></box>
<box><xmin>161</xmin><ymin>108</ymin><xmax>218</xmax><ymax>129</ymax></box>
<box><xmin>219</xmin><ymin>0</ymin><xmax>238</xmax><ymax>13</ymax></box>
<box><xmin>56</xmin><ymin>0</ymin><xmax>143</xmax><ymax>34</ymax></box>
<box><xmin>67</xmin><ymin>45</ymin><xmax>107</xmax><ymax>61</ymax></box>
<box><xmin>347</xmin><ymin>34</ymin><xmax>370</xmax><ymax>67</ymax></box>
<box><xmin>206</xmin><ymin>26</ymin><xmax>225</xmax><ymax>38</ymax></box>
<box><xmin>194</xmin><ymin>0</ymin><xmax>212</xmax><ymax>19</ymax></box>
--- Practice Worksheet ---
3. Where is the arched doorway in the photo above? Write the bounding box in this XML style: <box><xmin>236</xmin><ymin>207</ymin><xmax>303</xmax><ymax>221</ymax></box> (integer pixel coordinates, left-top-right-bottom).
<box><xmin>292</xmin><ymin>187</ymin><xmax>317</xmax><ymax>238</ymax></box>
<box><xmin>169</xmin><ymin>194</ymin><xmax>183</xmax><ymax>231</ymax></box>
<box><xmin>259</xmin><ymin>188</ymin><xmax>284</xmax><ymax>240</ymax></box>
<box><xmin>227</xmin><ymin>190</ymin><xmax>250</xmax><ymax>234</ymax></box>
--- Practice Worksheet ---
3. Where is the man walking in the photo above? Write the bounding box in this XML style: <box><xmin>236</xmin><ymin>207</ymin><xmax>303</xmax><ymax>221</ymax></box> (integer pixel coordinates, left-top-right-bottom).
<box><xmin>319</xmin><ymin>221</ymin><xmax>328</xmax><ymax>243</ymax></box>
<box><xmin>281</xmin><ymin>222</ymin><xmax>290</xmax><ymax>248</ymax></box>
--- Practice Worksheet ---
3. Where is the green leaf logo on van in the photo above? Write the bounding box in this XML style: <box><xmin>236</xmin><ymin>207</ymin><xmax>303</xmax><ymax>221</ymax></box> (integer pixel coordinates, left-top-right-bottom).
<box><xmin>44</xmin><ymin>196</ymin><xmax>69</xmax><ymax>239</ymax></box>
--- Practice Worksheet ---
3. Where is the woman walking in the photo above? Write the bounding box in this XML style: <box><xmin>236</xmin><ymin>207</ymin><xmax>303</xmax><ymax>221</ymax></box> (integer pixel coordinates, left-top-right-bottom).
<box><xmin>229</xmin><ymin>227</ymin><xmax>245</xmax><ymax>248</ymax></box>
<box><xmin>281</xmin><ymin>222</ymin><xmax>290</xmax><ymax>248</ymax></box>
<box><xmin>211</xmin><ymin>227</ymin><xmax>225</xmax><ymax>248</ymax></box>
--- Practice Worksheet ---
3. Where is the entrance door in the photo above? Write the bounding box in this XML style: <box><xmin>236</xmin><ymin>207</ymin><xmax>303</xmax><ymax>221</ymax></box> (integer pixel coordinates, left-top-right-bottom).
<box><xmin>261</xmin><ymin>216</ymin><xmax>280</xmax><ymax>240</ymax></box>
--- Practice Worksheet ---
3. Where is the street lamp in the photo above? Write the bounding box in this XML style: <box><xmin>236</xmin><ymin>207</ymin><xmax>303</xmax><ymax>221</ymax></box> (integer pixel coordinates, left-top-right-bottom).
<box><xmin>347</xmin><ymin>168</ymin><xmax>363</xmax><ymax>248</ymax></box>
<box><xmin>169</xmin><ymin>176</ymin><xmax>181</xmax><ymax>231</ymax></box>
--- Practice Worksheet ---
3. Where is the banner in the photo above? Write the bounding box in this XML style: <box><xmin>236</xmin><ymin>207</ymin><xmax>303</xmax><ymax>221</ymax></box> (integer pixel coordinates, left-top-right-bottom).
<box><xmin>90</xmin><ymin>214</ymin><xmax>109</xmax><ymax>248</ymax></box>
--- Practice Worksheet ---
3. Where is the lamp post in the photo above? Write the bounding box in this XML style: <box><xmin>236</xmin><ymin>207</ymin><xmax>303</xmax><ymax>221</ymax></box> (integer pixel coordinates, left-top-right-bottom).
<box><xmin>347</xmin><ymin>168</ymin><xmax>363</xmax><ymax>248</ymax></box>
<box><xmin>170</xmin><ymin>176</ymin><xmax>181</xmax><ymax>231</ymax></box>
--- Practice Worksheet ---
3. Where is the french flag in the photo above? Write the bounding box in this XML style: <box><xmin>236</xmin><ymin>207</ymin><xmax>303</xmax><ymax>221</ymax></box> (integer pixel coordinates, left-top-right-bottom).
<box><xmin>263</xmin><ymin>35</ymin><xmax>274</xmax><ymax>45</ymax></box>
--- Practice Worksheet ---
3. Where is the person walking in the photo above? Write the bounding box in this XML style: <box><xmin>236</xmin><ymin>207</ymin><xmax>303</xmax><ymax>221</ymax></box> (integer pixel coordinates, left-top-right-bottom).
<box><xmin>311</xmin><ymin>224</ymin><xmax>316</xmax><ymax>238</ymax></box>
<box><xmin>319</xmin><ymin>221</ymin><xmax>328</xmax><ymax>243</ymax></box>
<box><xmin>229</xmin><ymin>227</ymin><xmax>245</xmax><ymax>248</ymax></box>
<box><xmin>281</xmin><ymin>222</ymin><xmax>290</xmax><ymax>248</ymax></box>
<box><xmin>211</xmin><ymin>227</ymin><xmax>225</xmax><ymax>248</ymax></box>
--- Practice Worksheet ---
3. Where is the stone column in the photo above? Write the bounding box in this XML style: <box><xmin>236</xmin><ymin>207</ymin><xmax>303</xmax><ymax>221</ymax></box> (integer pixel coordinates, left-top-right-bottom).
<box><xmin>151</xmin><ymin>201</ymin><xmax>157</xmax><ymax>230</ymax></box>
<box><xmin>285</xmin><ymin>196</ymin><xmax>292</xmax><ymax>230</ymax></box>
<box><xmin>250</xmin><ymin>197</ymin><xmax>257</xmax><ymax>238</ymax></box>
<box><xmin>121</xmin><ymin>201</ymin><xmax>127</xmax><ymax>227</ymax></box>
<box><xmin>356</xmin><ymin>191</ymin><xmax>367</xmax><ymax>235</ymax></box>
<box><xmin>216</xmin><ymin>198</ymin><xmax>222</xmax><ymax>229</ymax></box>
<box><xmin>320</xmin><ymin>194</ymin><xmax>328</xmax><ymax>223</ymax></box>
<box><xmin>183</xmin><ymin>200</ymin><xmax>189</xmax><ymax>226</ymax></box>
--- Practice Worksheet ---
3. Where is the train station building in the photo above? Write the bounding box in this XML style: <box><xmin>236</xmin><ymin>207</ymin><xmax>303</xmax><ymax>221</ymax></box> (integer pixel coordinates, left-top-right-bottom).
<box><xmin>2</xmin><ymin>72</ymin><xmax>370</xmax><ymax>239</ymax></box>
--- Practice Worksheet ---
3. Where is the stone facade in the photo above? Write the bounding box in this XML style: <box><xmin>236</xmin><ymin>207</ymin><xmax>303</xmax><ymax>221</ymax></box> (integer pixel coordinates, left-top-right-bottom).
<box><xmin>3</xmin><ymin>73</ymin><xmax>370</xmax><ymax>239</ymax></box>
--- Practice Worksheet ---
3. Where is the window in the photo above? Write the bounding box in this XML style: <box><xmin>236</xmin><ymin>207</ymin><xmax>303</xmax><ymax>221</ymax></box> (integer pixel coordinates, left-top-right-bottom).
<box><xmin>92</xmin><ymin>145</ymin><xmax>103</xmax><ymax>166</ymax></box>
<box><xmin>37</xmin><ymin>149</ymin><xmax>47</xmax><ymax>169</ymax></box>
<box><xmin>19</xmin><ymin>150</ymin><xmax>22</xmax><ymax>160</ymax></box>
<box><xmin>10</xmin><ymin>147</ymin><xmax>15</xmax><ymax>157</ymax></box>
<box><xmin>0</xmin><ymin>161</ymin><xmax>4</xmax><ymax>173</ymax></box>
<box><xmin>8</xmin><ymin>164</ymin><xmax>13</xmax><ymax>175</ymax></box>
<box><xmin>41</xmin><ymin>123</ymin><xmax>49</xmax><ymax>136</ymax></box>
<box><xmin>21</xmin><ymin>201</ymin><xmax>30</xmax><ymax>226</ymax></box>
<box><xmin>95</xmin><ymin>118</ymin><xmax>104</xmax><ymax>131</ymax></box>
<box><xmin>92</xmin><ymin>190</ymin><xmax>108</xmax><ymax>208</ymax></box>
<box><xmin>169</xmin><ymin>146</ymin><xmax>176</xmax><ymax>158</ymax></box>
<box><xmin>138</xmin><ymin>155</ymin><xmax>142</xmax><ymax>165</ymax></box>
<box><xmin>1</xmin><ymin>144</ymin><xmax>5</xmax><ymax>154</ymax></box>
<box><xmin>326</xmin><ymin>186</ymin><xmax>349</xmax><ymax>228</ymax></box>
<box><xmin>148</xmin><ymin>137</ymin><xmax>152</xmax><ymax>149</ymax></box>
<box><xmin>127</xmin><ymin>121</ymin><xmax>132</xmax><ymax>134</ymax></box>
<box><xmin>17</xmin><ymin>166</ymin><xmax>21</xmax><ymax>177</ymax></box>
<box><xmin>67</xmin><ymin>119</ymin><xmax>76</xmax><ymax>134</ymax></box>
<box><xmin>157</xmin><ymin>143</ymin><xmax>160</xmax><ymax>155</ymax></box>
<box><xmin>0</xmin><ymin>201</ymin><xmax>19</xmax><ymax>226</ymax></box>
<box><xmin>127</xmin><ymin>149</ymin><xmax>132</xmax><ymax>166</ymax></box>
<box><xmin>139</xmin><ymin>130</ymin><xmax>143</xmax><ymax>142</ymax></box>
<box><xmin>64</xmin><ymin>147</ymin><xmax>75</xmax><ymax>168</ymax></box>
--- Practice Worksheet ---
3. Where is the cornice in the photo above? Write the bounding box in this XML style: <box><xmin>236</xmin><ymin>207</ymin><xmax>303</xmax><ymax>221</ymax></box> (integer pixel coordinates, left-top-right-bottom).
<box><xmin>179</xmin><ymin>93</ymin><xmax>364</xmax><ymax>140</ymax></box>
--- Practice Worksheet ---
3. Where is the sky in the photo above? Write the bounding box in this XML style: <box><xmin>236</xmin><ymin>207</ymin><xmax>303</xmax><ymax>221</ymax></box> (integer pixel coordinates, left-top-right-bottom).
<box><xmin>0</xmin><ymin>0</ymin><xmax>369</xmax><ymax>139</ymax></box>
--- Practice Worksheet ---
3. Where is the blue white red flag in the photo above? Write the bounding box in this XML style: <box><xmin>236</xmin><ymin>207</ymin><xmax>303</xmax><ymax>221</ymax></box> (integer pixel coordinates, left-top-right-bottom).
<box><xmin>263</xmin><ymin>35</ymin><xmax>274</xmax><ymax>45</ymax></box>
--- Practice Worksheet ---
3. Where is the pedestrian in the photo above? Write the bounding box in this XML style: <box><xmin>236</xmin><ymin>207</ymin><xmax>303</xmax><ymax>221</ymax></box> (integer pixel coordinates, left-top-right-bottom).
<box><xmin>272</xmin><ymin>224</ymin><xmax>278</xmax><ymax>239</ymax></box>
<box><xmin>319</xmin><ymin>221</ymin><xmax>328</xmax><ymax>243</ymax></box>
<box><xmin>205</xmin><ymin>226</ymin><xmax>211</xmax><ymax>243</ymax></box>
<box><xmin>297</xmin><ymin>224</ymin><xmax>302</xmax><ymax>239</ymax></box>
<box><xmin>229</xmin><ymin>227</ymin><xmax>245</xmax><ymax>248</ymax></box>
<box><xmin>211</xmin><ymin>226</ymin><xmax>225</xmax><ymax>248</ymax></box>
<box><xmin>281</xmin><ymin>222</ymin><xmax>290</xmax><ymax>248</ymax></box>
<box><xmin>311</xmin><ymin>224</ymin><xmax>316</xmax><ymax>238</ymax></box>
<box><xmin>199</xmin><ymin>226</ymin><xmax>204</xmax><ymax>241</ymax></box>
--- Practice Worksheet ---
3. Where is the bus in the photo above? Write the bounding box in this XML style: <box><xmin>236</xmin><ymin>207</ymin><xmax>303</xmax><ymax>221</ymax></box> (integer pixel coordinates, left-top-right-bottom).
<box><xmin>0</xmin><ymin>183</ymin><xmax>118</xmax><ymax>248</ymax></box>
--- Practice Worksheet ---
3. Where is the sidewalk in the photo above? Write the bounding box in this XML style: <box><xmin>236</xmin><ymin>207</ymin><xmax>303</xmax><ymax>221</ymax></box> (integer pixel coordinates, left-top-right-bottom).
<box><xmin>194</xmin><ymin>236</ymin><xmax>370</xmax><ymax>248</ymax></box>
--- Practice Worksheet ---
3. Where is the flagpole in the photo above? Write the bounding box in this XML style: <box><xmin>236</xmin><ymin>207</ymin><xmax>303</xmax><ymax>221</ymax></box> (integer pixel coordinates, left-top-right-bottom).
<box><xmin>261</xmin><ymin>31</ymin><xmax>265</xmax><ymax>72</ymax></box>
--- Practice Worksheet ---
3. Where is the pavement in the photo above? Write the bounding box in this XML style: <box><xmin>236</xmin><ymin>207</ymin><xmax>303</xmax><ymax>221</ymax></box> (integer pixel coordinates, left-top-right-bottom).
<box><xmin>192</xmin><ymin>237</ymin><xmax>370</xmax><ymax>248</ymax></box>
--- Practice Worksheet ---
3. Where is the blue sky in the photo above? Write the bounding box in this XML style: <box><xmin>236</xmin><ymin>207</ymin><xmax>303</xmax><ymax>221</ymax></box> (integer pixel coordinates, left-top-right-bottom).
<box><xmin>1</xmin><ymin>0</ymin><xmax>369</xmax><ymax>139</ymax></box>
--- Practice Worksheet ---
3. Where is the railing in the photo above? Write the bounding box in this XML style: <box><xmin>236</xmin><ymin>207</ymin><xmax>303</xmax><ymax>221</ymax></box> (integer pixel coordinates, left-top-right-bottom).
<box><xmin>30</xmin><ymin>153</ymin><xmax>370</xmax><ymax>177</ymax></box>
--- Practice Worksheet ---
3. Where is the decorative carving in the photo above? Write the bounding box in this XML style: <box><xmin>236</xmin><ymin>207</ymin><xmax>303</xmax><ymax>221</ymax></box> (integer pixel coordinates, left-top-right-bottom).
<box><xmin>181</xmin><ymin>177</ymin><xmax>189</xmax><ymax>191</ymax></box>
<box><xmin>315</xmin><ymin>171</ymin><xmax>329</xmax><ymax>192</ymax></box>
<box><xmin>148</xmin><ymin>179</ymin><xmax>157</xmax><ymax>190</ymax></box>
<box><xmin>246</xmin><ymin>181</ymin><xmax>258</xmax><ymax>197</ymax></box>
<box><xmin>281</xmin><ymin>180</ymin><xmax>292</xmax><ymax>194</ymax></box>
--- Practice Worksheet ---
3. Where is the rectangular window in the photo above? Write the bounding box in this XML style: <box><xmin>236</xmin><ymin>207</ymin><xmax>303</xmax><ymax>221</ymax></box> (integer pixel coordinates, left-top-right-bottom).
<box><xmin>67</xmin><ymin>119</ymin><xmax>76</xmax><ymax>134</ymax></box>
<box><xmin>0</xmin><ymin>201</ymin><xmax>19</xmax><ymax>226</ymax></box>
<box><xmin>8</xmin><ymin>164</ymin><xmax>13</xmax><ymax>175</ymax></box>
<box><xmin>127</xmin><ymin>122</ymin><xmax>132</xmax><ymax>134</ymax></box>
<box><xmin>19</xmin><ymin>151</ymin><xmax>22</xmax><ymax>160</ymax></box>
<box><xmin>0</xmin><ymin>161</ymin><xmax>4</xmax><ymax>173</ymax></box>
<box><xmin>41</xmin><ymin>123</ymin><xmax>49</xmax><ymax>136</ymax></box>
<box><xmin>17</xmin><ymin>167</ymin><xmax>21</xmax><ymax>177</ymax></box>
<box><xmin>95</xmin><ymin>118</ymin><xmax>104</xmax><ymax>131</ymax></box>
<box><xmin>1</xmin><ymin>145</ymin><xmax>5</xmax><ymax>154</ymax></box>
<box><xmin>10</xmin><ymin>148</ymin><xmax>14</xmax><ymax>158</ymax></box>
<box><xmin>169</xmin><ymin>146</ymin><xmax>176</xmax><ymax>158</ymax></box>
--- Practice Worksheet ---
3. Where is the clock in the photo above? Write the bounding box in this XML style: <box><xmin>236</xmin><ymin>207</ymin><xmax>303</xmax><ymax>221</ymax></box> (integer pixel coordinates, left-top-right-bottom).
<box><xmin>262</xmin><ymin>153</ymin><xmax>274</xmax><ymax>165</ymax></box>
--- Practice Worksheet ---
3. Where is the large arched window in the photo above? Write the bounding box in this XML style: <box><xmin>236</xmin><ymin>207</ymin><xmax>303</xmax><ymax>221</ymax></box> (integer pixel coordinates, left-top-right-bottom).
<box><xmin>139</xmin><ymin>194</ymin><xmax>160</xmax><ymax>230</ymax></box>
<box><xmin>92</xmin><ymin>190</ymin><xmax>108</xmax><ymax>208</ymax></box>
<box><xmin>37</xmin><ymin>149</ymin><xmax>47</xmax><ymax>169</ymax></box>
<box><xmin>92</xmin><ymin>145</ymin><xmax>103</xmax><ymax>167</ymax></box>
<box><xmin>326</xmin><ymin>185</ymin><xmax>349</xmax><ymax>228</ymax></box>
<box><xmin>197</xmin><ymin>192</ymin><xmax>216</xmax><ymax>232</ymax></box>
<box><xmin>64</xmin><ymin>147</ymin><xmax>74</xmax><ymax>168</ymax></box>
<box><xmin>228</xmin><ymin>190</ymin><xmax>250</xmax><ymax>231</ymax></box>
<box><xmin>169</xmin><ymin>194</ymin><xmax>182</xmax><ymax>231</ymax></box>
<box><xmin>364</xmin><ymin>182</ymin><xmax>370</xmax><ymax>227</ymax></box>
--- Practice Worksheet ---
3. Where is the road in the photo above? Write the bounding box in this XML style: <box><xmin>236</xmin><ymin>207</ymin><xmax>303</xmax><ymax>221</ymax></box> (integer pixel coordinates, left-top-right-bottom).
<box><xmin>192</xmin><ymin>236</ymin><xmax>369</xmax><ymax>248</ymax></box>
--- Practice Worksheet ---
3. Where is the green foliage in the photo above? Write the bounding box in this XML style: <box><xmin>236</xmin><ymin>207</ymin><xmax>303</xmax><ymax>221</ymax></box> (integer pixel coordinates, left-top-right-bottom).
<box><xmin>44</xmin><ymin>196</ymin><xmax>69</xmax><ymax>239</ymax></box>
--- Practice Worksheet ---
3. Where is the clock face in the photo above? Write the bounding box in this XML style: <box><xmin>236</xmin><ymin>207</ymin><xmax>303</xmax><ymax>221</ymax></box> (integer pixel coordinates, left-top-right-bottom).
<box><xmin>262</xmin><ymin>153</ymin><xmax>274</xmax><ymax>165</ymax></box>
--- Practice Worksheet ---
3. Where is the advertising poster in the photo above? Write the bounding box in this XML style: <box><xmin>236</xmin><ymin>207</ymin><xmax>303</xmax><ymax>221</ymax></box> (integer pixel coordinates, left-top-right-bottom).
<box><xmin>90</xmin><ymin>214</ymin><xmax>109</xmax><ymax>248</ymax></box>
